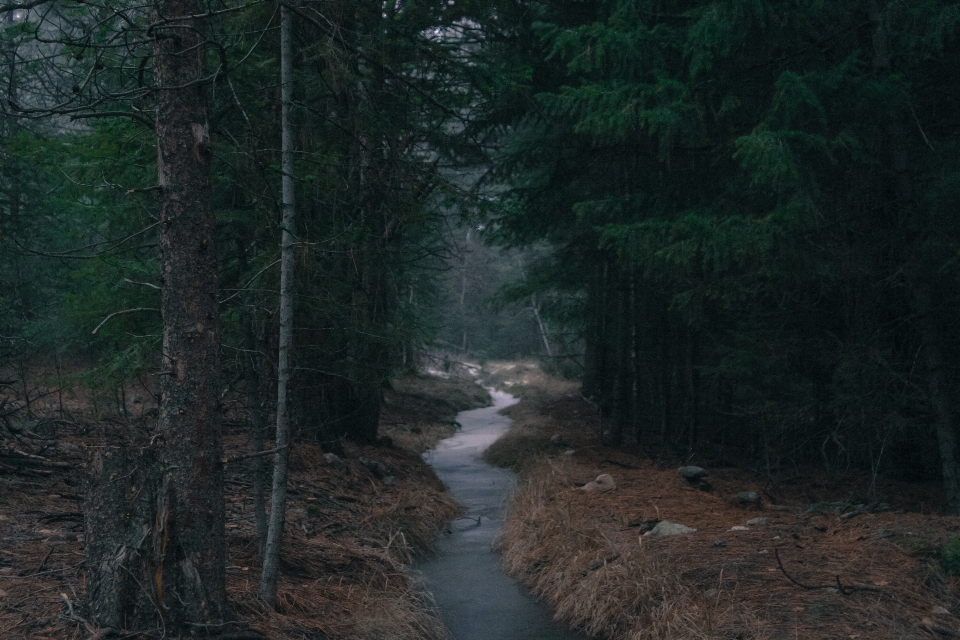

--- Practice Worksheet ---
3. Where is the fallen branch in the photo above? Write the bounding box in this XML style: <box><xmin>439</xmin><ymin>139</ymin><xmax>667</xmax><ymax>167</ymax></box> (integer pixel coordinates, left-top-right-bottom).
<box><xmin>35</xmin><ymin>546</ymin><xmax>55</xmax><ymax>573</ymax></box>
<box><xmin>601</xmin><ymin>458</ymin><xmax>640</xmax><ymax>470</ymax></box>
<box><xmin>774</xmin><ymin>548</ymin><xmax>885</xmax><ymax>595</ymax></box>
<box><xmin>60</xmin><ymin>592</ymin><xmax>96</xmax><ymax>634</ymax></box>
<box><xmin>0</xmin><ymin>562</ymin><xmax>83</xmax><ymax>579</ymax></box>
<box><xmin>922</xmin><ymin>618</ymin><xmax>960</xmax><ymax>637</ymax></box>
<box><xmin>223</xmin><ymin>445</ymin><xmax>288</xmax><ymax>465</ymax></box>
<box><xmin>0</xmin><ymin>447</ymin><xmax>71</xmax><ymax>469</ymax></box>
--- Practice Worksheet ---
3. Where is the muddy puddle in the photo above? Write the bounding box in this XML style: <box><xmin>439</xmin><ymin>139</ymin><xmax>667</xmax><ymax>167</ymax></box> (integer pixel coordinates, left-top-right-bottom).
<box><xmin>417</xmin><ymin>389</ymin><xmax>586</xmax><ymax>640</ymax></box>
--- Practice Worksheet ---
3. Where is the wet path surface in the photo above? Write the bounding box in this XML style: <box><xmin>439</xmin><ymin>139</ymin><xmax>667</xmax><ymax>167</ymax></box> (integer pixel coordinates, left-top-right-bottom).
<box><xmin>417</xmin><ymin>390</ymin><xmax>586</xmax><ymax>640</ymax></box>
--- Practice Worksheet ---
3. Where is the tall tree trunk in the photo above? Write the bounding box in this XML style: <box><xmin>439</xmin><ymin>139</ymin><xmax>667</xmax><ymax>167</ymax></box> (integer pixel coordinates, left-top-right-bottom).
<box><xmin>85</xmin><ymin>0</ymin><xmax>227</xmax><ymax>632</ymax></box>
<box><xmin>685</xmin><ymin>328</ymin><xmax>700</xmax><ymax>454</ymax></box>
<box><xmin>517</xmin><ymin>256</ymin><xmax>553</xmax><ymax>358</ymax></box>
<box><xmin>631</xmin><ymin>274</ymin><xmax>644</xmax><ymax>445</ymax></box>
<box><xmin>582</xmin><ymin>260</ymin><xmax>609</xmax><ymax>401</ymax></box>
<box><xmin>261</xmin><ymin>3</ymin><xmax>296</xmax><ymax>607</ymax></box>
<box><xmin>152</xmin><ymin>0</ymin><xmax>227</xmax><ymax>622</ymax></box>
<box><xmin>241</xmin><ymin>299</ymin><xmax>269</xmax><ymax>556</ymax></box>
<box><xmin>658</xmin><ymin>306</ymin><xmax>672</xmax><ymax>446</ymax></box>
<box><xmin>235</xmin><ymin>240</ymin><xmax>268</xmax><ymax>554</ymax></box>
<box><xmin>609</xmin><ymin>273</ymin><xmax>631</xmax><ymax>446</ymax></box>
<box><xmin>916</xmin><ymin>285</ymin><xmax>960</xmax><ymax>513</ymax></box>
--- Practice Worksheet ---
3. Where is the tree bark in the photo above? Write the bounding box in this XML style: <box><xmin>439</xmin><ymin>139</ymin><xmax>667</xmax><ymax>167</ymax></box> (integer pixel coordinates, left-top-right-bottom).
<box><xmin>85</xmin><ymin>0</ymin><xmax>228</xmax><ymax>632</ymax></box>
<box><xmin>261</xmin><ymin>3</ymin><xmax>296</xmax><ymax>608</ymax></box>
<box><xmin>152</xmin><ymin>0</ymin><xmax>227</xmax><ymax>625</ymax></box>
<box><xmin>916</xmin><ymin>285</ymin><xmax>960</xmax><ymax>513</ymax></box>
<box><xmin>241</xmin><ymin>295</ymin><xmax>269</xmax><ymax>557</ymax></box>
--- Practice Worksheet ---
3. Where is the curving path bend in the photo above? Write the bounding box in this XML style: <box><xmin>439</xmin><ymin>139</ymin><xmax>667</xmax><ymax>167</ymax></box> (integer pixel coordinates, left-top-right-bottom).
<box><xmin>417</xmin><ymin>389</ymin><xmax>586</xmax><ymax>640</ymax></box>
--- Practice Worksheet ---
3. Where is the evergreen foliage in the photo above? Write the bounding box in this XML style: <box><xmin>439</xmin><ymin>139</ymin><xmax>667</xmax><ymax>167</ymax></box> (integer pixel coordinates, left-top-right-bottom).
<box><xmin>5</xmin><ymin>0</ymin><xmax>960</xmax><ymax>570</ymax></box>
<box><xmin>485</xmin><ymin>0</ymin><xmax>960</xmax><ymax>508</ymax></box>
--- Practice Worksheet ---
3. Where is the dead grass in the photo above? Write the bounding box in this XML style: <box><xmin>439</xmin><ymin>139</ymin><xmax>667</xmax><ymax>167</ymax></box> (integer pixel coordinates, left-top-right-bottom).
<box><xmin>499</xmin><ymin>458</ymin><xmax>715</xmax><ymax>639</ymax></box>
<box><xmin>0</xmin><ymin>367</ymin><xmax>480</xmax><ymax>640</ymax></box>
<box><xmin>380</xmin><ymin>368</ymin><xmax>491</xmax><ymax>454</ymax></box>
<box><xmin>221</xmin><ymin>421</ymin><xmax>463</xmax><ymax>640</ymax></box>
<box><xmin>489</xmin><ymin>363</ymin><xmax>960</xmax><ymax>640</ymax></box>
<box><xmin>481</xmin><ymin>360</ymin><xmax>578</xmax><ymax>400</ymax></box>
<box><xmin>481</xmin><ymin>414</ymin><xmax>552</xmax><ymax>471</ymax></box>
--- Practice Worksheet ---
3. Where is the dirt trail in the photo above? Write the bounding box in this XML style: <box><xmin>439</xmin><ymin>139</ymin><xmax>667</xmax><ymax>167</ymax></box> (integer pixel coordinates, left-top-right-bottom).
<box><xmin>485</xmin><ymin>362</ymin><xmax>960</xmax><ymax>640</ymax></box>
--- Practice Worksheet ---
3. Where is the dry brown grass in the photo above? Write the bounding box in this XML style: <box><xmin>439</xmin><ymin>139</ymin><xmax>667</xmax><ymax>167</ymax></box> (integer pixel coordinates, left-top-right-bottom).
<box><xmin>0</xmin><ymin>368</ymin><xmax>480</xmax><ymax>640</ymax></box>
<box><xmin>487</xmin><ymin>362</ymin><xmax>960</xmax><ymax>639</ymax></box>
<box><xmin>498</xmin><ymin>458</ymin><xmax>716</xmax><ymax>639</ymax></box>
<box><xmin>481</xmin><ymin>414</ymin><xmax>551</xmax><ymax>471</ymax></box>
<box><xmin>380</xmin><ymin>370</ymin><xmax>491</xmax><ymax>454</ymax></box>
<box><xmin>223</xmin><ymin>432</ymin><xmax>463</xmax><ymax>640</ymax></box>
<box><xmin>481</xmin><ymin>360</ymin><xmax>578</xmax><ymax>400</ymax></box>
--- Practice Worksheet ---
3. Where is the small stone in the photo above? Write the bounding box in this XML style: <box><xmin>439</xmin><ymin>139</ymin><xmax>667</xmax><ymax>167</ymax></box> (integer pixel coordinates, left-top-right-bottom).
<box><xmin>932</xmin><ymin>606</ymin><xmax>950</xmax><ymax>616</ymax></box>
<box><xmin>678</xmin><ymin>466</ymin><xmax>708</xmax><ymax>480</ymax></box>
<box><xmin>645</xmin><ymin>521</ymin><xmax>697</xmax><ymax>537</ymax></box>
<box><xmin>747</xmin><ymin>517</ymin><xmax>769</xmax><ymax>526</ymax></box>
<box><xmin>359</xmin><ymin>457</ymin><xmax>393</xmax><ymax>479</ymax></box>
<box><xmin>383</xmin><ymin>476</ymin><xmax>397</xmax><ymax>486</ymax></box>
<box><xmin>549</xmin><ymin>433</ymin><xmax>566</xmax><ymax>446</ymax></box>
<box><xmin>728</xmin><ymin>525</ymin><xmax>750</xmax><ymax>531</ymax></box>
<box><xmin>703</xmin><ymin>588</ymin><xmax>717</xmax><ymax>599</ymax></box>
<box><xmin>323</xmin><ymin>452</ymin><xmax>348</xmax><ymax>473</ymax></box>
<box><xmin>826</xmin><ymin>587</ymin><xmax>839</xmax><ymax>594</ymax></box>
<box><xmin>581</xmin><ymin>474</ymin><xmax>616</xmax><ymax>492</ymax></box>
<box><xmin>713</xmin><ymin>539</ymin><xmax>726</xmax><ymax>548</ymax></box>
<box><xmin>563</xmin><ymin>449</ymin><xmax>576</xmax><ymax>456</ymax></box>
<box><xmin>734</xmin><ymin>491</ymin><xmax>760</xmax><ymax>503</ymax></box>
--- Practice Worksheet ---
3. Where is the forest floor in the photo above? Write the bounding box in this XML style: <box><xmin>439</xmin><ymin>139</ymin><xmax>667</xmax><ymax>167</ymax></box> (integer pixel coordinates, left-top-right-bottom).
<box><xmin>0</xmin><ymin>360</ymin><xmax>490</xmax><ymax>640</ymax></box>
<box><xmin>483</xmin><ymin>361</ymin><xmax>960</xmax><ymax>640</ymax></box>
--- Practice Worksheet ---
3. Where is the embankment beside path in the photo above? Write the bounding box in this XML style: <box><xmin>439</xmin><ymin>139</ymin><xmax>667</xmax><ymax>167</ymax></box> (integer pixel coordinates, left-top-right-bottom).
<box><xmin>226</xmin><ymin>368</ymin><xmax>491</xmax><ymax>639</ymax></box>
<box><xmin>0</xmin><ymin>368</ymin><xmax>489</xmax><ymax>640</ymax></box>
<box><xmin>489</xmin><ymin>374</ymin><xmax>960</xmax><ymax>639</ymax></box>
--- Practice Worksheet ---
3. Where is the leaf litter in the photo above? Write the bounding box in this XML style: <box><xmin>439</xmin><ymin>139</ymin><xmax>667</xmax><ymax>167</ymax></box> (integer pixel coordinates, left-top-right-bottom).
<box><xmin>0</xmin><ymin>365</ymin><xmax>488</xmax><ymax>640</ymax></box>
<box><xmin>491</xmin><ymin>366</ymin><xmax>960</xmax><ymax>640</ymax></box>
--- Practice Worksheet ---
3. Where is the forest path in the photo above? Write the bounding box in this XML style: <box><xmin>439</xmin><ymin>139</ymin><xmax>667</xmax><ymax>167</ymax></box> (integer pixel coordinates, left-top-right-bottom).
<box><xmin>417</xmin><ymin>388</ymin><xmax>586</xmax><ymax>640</ymax></box>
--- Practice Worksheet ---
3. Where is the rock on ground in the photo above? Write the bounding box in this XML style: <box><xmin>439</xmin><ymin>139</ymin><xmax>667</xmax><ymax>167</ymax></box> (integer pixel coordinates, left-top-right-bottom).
<box><xmin>678</xmin><ymin>466</ymin><xmax>708</xmax><ymax>480</ymax></box>
<box><xmin>581</xmin><ymin>473</ymin><xmax>616</xmax><ymax>492</ymax></box>
<box><xmin>645</xmin><ymin>521</ymin><xmax>697</xmax><ymax>536</ymax></box>
<box><xmin>323</xmin><ymin>452</ymin><xmax>347</xmax><ymax>473</ymax></box>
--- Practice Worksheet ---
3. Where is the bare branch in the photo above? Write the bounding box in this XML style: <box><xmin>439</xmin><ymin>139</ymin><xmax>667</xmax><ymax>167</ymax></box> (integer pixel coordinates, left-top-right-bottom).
<box><xmin>91</xmin><ymin>308</ymin><xmax>158</xmax><ymax>335</ymax></box>
<box><xmin>123</xmin><ymin>278</ymin><xmax>160</xmax><ymax>290</ymax></box>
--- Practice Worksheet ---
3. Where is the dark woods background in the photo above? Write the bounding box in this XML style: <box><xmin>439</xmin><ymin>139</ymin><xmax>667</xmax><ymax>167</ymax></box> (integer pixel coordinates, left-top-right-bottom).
<box><xmin>4</xmin><ymin>0</ymin><xmax>960</xmax><ymax>518</ymax></box>
<box><xmin>485</xmin><ymin>0</ymin><xmax>960</xmax><ymax>512</ymax></box>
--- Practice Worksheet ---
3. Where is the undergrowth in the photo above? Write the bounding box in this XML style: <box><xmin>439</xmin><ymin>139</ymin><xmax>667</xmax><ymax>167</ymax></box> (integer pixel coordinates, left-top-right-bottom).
<box><xmin>496</xmin><ymin>458</ymin><xmax>720</xmax><ymax>639</ymax></box>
